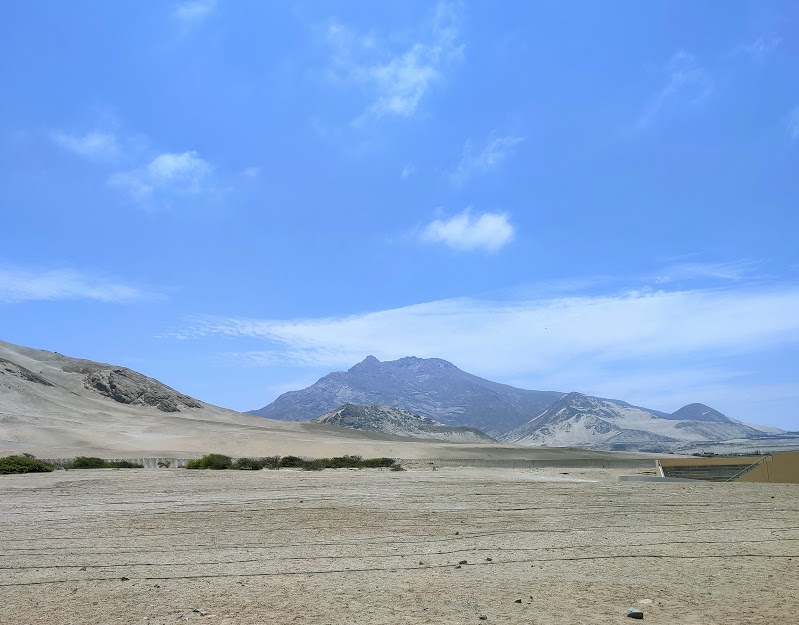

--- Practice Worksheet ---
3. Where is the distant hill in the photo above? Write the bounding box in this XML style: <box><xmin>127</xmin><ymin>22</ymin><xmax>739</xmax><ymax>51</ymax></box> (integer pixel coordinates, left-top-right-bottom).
<box><xmin>501</xmin><ymin>392</ymin><xmax>765</xmax><ymax>450</ymax></box>
<box><xmin>248</xmin><ymin>355</ymin><xmax>563</xmax><ymax>436</ymax></box>
<box><xmin>314</xmin><ymin>403</ymin><xmax>496</xmax><ymax>443</ymax></box>
<box><xmin>249</xmin><ymin>355</ymin><xmax>787</xmax><ymax>452</ymax></box>
<box><xmin>0</xmin><ymin>339</ymin><xmax>451</xmax><ymax>458</ymax></box>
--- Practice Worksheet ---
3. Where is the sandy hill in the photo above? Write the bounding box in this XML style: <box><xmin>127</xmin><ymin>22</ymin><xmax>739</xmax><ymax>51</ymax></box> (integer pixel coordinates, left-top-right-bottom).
<box><xmin>0</xmin><ymin>339</ymin><xmax>649</xmax><ymax>462</ymax></box>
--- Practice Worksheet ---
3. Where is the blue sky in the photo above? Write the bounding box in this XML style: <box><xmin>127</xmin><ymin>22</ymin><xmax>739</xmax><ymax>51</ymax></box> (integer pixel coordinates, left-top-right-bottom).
<box><xmin>2</xmin><ymin>1</ymin><xmax>798</xmax><ymax>429</ymax></box>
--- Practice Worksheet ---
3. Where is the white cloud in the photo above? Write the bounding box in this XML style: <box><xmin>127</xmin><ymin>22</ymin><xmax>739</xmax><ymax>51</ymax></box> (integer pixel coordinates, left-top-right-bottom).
<box><xmin>789</xmin><ymin>107</ymin><xmax>799</xmax><ymax>141</ymax></box>
<box><xmin>451</xmin><ymin>134</ymin><xmax>524</xmax><ymax>186</ymax></box>
<box><xmin>401</xmin><ymin>164</ymin><xmax>414</xmax><ymax>180</ymax></box>
<box><xmin>421</xmin><ymin>209</ymin><xmax>515</xmax><ymax>252</ymax></box>
<box><xmin>637</xmin><ymin>51</ymin><xmax>712</xmax><ymax>129</ymax></box>
<box><xmin>174</xmin><ymin>0</ymin><xmax>216</xmax><ymax>24</ymax></box>
<box><xmin>109</xmin><ymin>151</ymin><xmax>212</xmax><ymax>202</ymax></box>
<box><xmin>52</xmin><ymin>131</ymin><xmax>120</xmax><ymax>161</ymax></box>
<box><xmin>171</xmin><ymin>285</ymin><xmax>799</xmax><ymax>380</ymax></box>
<box><xmin>328</xmin><ymin>2</ymin><xmax>462</xmax><ymax>122</ymax></box>
<box><xmin>0</xmin><ymin>268</ymin><xmax>148</xmax><ymax>303</ymax></box>
<box><xmin>242</xmin><ymin>166</ymin><xmax>260</xmax><ymax>178</ymax></box>
<box><xmin>169</xmin><ymin>279</ymin><xmax>799</xmax><ymax>426</ymax></box>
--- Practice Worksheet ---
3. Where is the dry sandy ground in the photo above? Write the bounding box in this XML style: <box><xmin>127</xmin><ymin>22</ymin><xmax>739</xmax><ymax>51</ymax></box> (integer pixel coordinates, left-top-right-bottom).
<box><xmin>1</xmin><ymin>467</ymin><xmax>797</xmax><ymax>625</ymax></box>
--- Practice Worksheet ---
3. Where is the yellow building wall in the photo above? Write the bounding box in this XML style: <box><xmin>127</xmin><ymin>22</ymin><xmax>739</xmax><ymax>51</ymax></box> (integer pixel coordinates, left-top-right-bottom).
<box><xmin>737</xmin><ymin>452</ymin><xmax>799</xmax><ymax>484</ymax></box>
<box><xmin>658</xmin><ymin>456</ymin><xmax>762</xmax><ymax>469</ymax></box>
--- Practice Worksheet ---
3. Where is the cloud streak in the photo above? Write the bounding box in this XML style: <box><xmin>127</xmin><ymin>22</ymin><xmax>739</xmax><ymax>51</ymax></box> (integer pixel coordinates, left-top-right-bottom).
<box><xmin>789</xmin><ymin>106</ymin><xmax>799</xmax><ymax>141</ymax></box>
<box><xmin>451</xmin><ymin>134</ymin><xmax>524</xmax><ymax>186</ymax></box>
<box><xmin>52</xmin><ymin>131</ymin><xmax>120</xmax><ymax>161</ymax></box>
<box><xmin>327</xmin><ymin>2</ymin><xmax>462</xmax><ymax>122</ymax></box>
<box><xmin>174</xmin><ymin>0</ymin><xmax>216</xmax><ymax>24</ymax></box>
<box><xmin>421</xmin><ymin>209</ymin><xmax>515</xmax><ymax>252</ymax></box>
<box><xmin>637</xmin><ymin>51</ymin><xmax>712</xmax><ymax>129</ymax></box>
<box><xmin>109</xmin><ymin>151</ymin><xmax>213</xmax><ymax>203</ymax></box>
<box><xmin>173</xmin><ymin>283</ymin><xmax>799</xmax><ymax>379</ymax></box>
<box><xmin>0</xmin><ymin>268</ymin><xmax>149</xmax><ymax>303</ymax></box>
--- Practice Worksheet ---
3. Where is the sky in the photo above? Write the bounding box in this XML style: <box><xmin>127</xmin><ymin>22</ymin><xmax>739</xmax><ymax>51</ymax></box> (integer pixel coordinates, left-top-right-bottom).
<box><xmin>1</xmin><ymin>1</ymin><xmax>798</xmax><ymax>430</ymax></box>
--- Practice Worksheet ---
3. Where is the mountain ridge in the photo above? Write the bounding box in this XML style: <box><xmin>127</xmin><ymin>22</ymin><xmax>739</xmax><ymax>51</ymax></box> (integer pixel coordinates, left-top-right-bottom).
<box><xmin>250</xmin><ymin>355</ymin><xmax>782</xmax><ymax>451</ymax></box>
<box><xmin>313</xmin><ymin>403</ymin><xmax>496</xmax><ymax>443</ymax></box>
<box><xmin>248</xmin><ymin>355</ymin><xmax>564</xmax><ymax>436</ymax></box>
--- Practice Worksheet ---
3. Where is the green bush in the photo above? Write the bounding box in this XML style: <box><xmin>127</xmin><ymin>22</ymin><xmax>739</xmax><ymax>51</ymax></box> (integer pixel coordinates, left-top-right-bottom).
<box><xmin>361</xmin><ymin>457</ymin><xmax>397</xmax><ymax>468</ymax></box>
<box><xmin>0</xmin><ymin>455</ymin><xmax>55</xmax><ymax>474</ymax></box>
<box><xmin>182</xmin><ymin>454</ymin><xmax>400</xmax><ymax>471</ymax></box>
<box><xmin>186</xmin><ymin>454</ymin><xmax>233</xmax><ymax>470</ymax></box>
<box><xmin>68</xmin><ymin>456</ymin><xmax>110</xmax><ymax>469</ymax></box>
<box><xmin>260</xmin><ymin>456</ymin><xmax>281</xmax><ymax>470</ymax></box>
<box><xmin>278</xmin><ymin>455</ymin><xmax>306</xmax><ymax>468</ymax></box>
<box><xmin>232</xmin><ymin>457</ymin><xmax>268</xmax><ymax>470</ymax></box>
<box><xmin>325</xmin><ymin>455</ymin><xmax>364</xmax><ymax>468</ymax></box>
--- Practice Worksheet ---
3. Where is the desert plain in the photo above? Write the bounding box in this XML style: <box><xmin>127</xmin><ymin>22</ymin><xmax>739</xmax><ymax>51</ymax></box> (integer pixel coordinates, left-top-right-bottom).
<box><xmin>1</xmin><ymin>464</ymin><xmax>797</xmax><ymax>625</ymax></box>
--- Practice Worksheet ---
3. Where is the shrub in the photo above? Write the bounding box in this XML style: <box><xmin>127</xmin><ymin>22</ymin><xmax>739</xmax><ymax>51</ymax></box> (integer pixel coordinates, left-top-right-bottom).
<box><xmin>68</xmin><ymin>456</ymin><xmax>109</xmax><ymax>469</ymax></box>
<box><xmin>278</xmin><ymin>455</ymin><xmax>306</xmax><ymax>468</ymax></box>
<box><xmin>0</xmin><ymin>455</ymin><xmax>55</xmax><ymax>474</ymax></box>
<box><xmin>325</xmin><ymin>455</ymin><xmax>364</xmax><ymax>469</ymax></box>
<box><xmin>362</xmin><ymin>457</ymin><xmax>397</xmax><ymax>468</ymax></box>
<box><xmin>260</xmin><ymin>456</ymin><xmax>281</xmax><ymax>470</ymax></box>
<box><xmin>232</xmin><ymin>457</ymin><xmax>268</xmax><ymax>470</ymax></box>
<box><xmin>185</xmin><ymin>454</ymin><xmax>233</xmax><ymax>470</ymax></box>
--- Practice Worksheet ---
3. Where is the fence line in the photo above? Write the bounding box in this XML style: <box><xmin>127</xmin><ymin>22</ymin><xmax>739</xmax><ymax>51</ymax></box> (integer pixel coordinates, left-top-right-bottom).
<box><xmin>396</xmin><ymin>457</ymin><xmax>656</xmax><ymax>469</ymax></box>
<box><xmin>35</xmin><ymin>456</ymin><xmax>656</xmax><ymax>470</ymax></box>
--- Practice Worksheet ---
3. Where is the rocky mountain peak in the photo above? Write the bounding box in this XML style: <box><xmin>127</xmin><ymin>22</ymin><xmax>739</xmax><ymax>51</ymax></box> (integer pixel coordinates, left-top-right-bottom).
<box><xmin>669</xmin><ymin>403</ymin><xmax>730</xmax><ymax>423</ymax></box>
<box><xmin>349</xmin><ymin>355</ymin><xmax>381</xmax><ymax>372</ymax></box>
<box><xmin>314</xmin><ymin>403</ymin><xmax>495</xmax><ymax>443</ymax></box>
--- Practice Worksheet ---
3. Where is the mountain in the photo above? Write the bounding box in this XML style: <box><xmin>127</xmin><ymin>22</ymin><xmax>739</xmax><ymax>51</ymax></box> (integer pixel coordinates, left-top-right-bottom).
<box><xmin>0</xmin><ymin>342</ymin><xmax>204</xmax><ymax>414</ymax></box>
<box><xmin>248</xmin><ymin>355</ymin><xmax>564</xmax><ymax>436</ymax></box>
<box><xmin>501</xmin><ymin>392</ymin><xmax>765</xmax><ymax>450</ymax></box>
<box><xmin>2</xmin><ymin>339</ymin><xmax>493</xmax><ymax>459</ymax></box>
<box><xmin>313</xmin><ymin>403</ymin><xmax>496</xmax><ymax>443</ymax></box>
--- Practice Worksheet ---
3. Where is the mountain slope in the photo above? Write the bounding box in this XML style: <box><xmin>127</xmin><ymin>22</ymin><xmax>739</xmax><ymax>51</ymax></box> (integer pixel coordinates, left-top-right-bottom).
<box><xmin>2</xmin><ymin>339</ymin><xmax>508</xmax><ymax>459</ymax></box>
<box><xmin>314</xmin><ymin>403</ymin><xmax>496</xmax><ymax>443</ymax></box>
<box><xmin>502</xmin><ymin>392</ymin><xmax>765</xmax><ymax>450</ymax></box>
<box><xmin>248</xmin><ymin>355</ymin><xmax>563</xmax><ymax>436</ymax></box>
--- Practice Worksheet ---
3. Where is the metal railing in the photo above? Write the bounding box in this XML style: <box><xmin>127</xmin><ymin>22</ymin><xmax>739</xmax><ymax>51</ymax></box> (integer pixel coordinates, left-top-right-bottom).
<box><xmin>724</xmin><ymin>455</ymin><xmax>771</xmax><ymax>482</ymax></box>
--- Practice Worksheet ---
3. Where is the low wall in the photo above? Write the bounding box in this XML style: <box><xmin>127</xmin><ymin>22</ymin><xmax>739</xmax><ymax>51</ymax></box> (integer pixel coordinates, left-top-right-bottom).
<box><xmin>737</xmin><ymin>452</ymin><xmax>799</xmax><ymax>484</ymax></box>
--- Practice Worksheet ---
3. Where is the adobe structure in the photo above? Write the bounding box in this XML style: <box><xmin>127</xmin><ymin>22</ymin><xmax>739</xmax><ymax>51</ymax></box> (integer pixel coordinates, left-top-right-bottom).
<box><xmin>657</xmin><ymin>451</ymin><xmax>799</xmax><ymax>483</ymax></box>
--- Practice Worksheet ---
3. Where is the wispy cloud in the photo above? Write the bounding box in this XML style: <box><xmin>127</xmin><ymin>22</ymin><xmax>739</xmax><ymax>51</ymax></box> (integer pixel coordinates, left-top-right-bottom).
<box><xmin>451</xmin><ymin>133</ymin><xmax>524</xmax><ymax>186</ymax></box>
<box><xmin>327</xmin><ymin>2</ymin><xmax>463</xmax><ymax>122</ymax></box>
<box><xmin>174</xmin><ymin>0</ymin><xmax>216</xmax><ymax>24</ymax></box>
<box><xmin>654</xmin><ymin>260</ymin><xmax>760</xmax><ymax>284</ymax></box>
<box><xmin>52</xmin><ymin>131</ymin><xmax>120</xmax><ymax>161</ymax></box>
<box><xmin>401</xmin><ymin>164</ymin><xmax>415</xmax><ymax>180</ymax></box>
<box><xmin>169</xmin><ymin>284</ymin><xmax>799</xmax><ymax>381</ymax></box>
<box><xmin>421</xmin><ymin>208</ymin><xmax>515</xmax><ymax>252</ymax></box>
<box><xmin>0</xmin><ymin>268</ymin><xmax>148</xmax><ymax>303</ymax></box>
<box><xmin>788</xmin><ymin>106</ymin><xmax>799</xmax><ymax>141</ymax></box>
<box><xmin>738</xmin><ymin>35</ymin><xmax>781</xmax><ymax>59</ymax></box>
<box><xmin>636</xmin><ymin>51</ymin><xmax>712</xmax><ymax>129</ymax></box>
<box><xmin>109</xmin><ymin>151</ymin><xmax>213</xmax><ymax>203</ymax></box>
